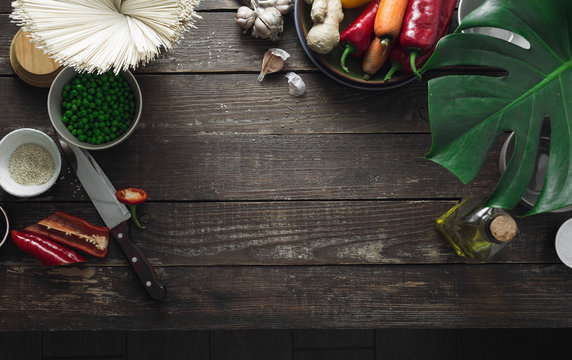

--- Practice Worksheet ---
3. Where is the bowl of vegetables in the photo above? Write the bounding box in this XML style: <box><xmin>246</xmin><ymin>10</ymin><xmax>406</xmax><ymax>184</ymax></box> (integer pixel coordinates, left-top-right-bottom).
<box><xmin>48</xmin><ymin>67</ymin><xmax>142</xmax><ymax>150</ymax></box>
<box><xmin>294</xmin><ymin>0</ymin><xmax>456</xmax><ymax>90</ymax></box>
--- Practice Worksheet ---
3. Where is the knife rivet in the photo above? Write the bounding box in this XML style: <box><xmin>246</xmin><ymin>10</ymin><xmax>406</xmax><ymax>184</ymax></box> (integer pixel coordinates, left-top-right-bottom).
<box><xmin>146</xmin><ymin>281</ymin><xmax>152</xmax><ymax>287</ymax></box>
<box><xmin>132</xmin><ymin>257</ymin><xmax>138</xmax><ymax>263</ymax></box>
<box><xmin>117</xmin><ymin>233</ymin><xmax>123</xmax><ymax>239</ymax></box>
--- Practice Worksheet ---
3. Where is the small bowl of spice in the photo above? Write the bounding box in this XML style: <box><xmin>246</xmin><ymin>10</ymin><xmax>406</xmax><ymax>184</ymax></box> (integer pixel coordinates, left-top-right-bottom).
<box><xmin>48</xmin><ymin>67</ymin><xmax>142</xmax><ymax>150</ymax></box>
<box><xmin>0</xmin><ymin>128</ymin><xmax>61</xmax><ymax>197</ymax></box>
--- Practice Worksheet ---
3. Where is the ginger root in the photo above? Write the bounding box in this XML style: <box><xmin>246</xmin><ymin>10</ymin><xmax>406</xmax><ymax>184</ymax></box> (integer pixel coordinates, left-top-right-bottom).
<box><xmin>304</xmin><ymin>0</ymin><xmax>343</xmax><ymax>54</ymax></box>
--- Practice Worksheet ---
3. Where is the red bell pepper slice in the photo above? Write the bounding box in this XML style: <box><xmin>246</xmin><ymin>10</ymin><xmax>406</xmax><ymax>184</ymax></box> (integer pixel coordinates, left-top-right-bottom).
<box><xmin>24</xmin><ymin>212</ymin><xmax>110</xmax><ymax>258</ymax></box>
<box><xmin>116</xmin><ymin>188</ymin><xmax>148</xmax><ymax>229</ymax></box>
<box><xmin>11</xmin><ymin>230</ymin><xmax>86</xmax><ymax>266</ymax></box>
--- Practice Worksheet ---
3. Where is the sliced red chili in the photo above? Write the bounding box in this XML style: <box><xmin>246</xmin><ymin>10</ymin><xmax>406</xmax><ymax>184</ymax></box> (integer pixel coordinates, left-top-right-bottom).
<box><xmin>116</xmin><ymin>188</ymin><xmax>148</xmax><ymax>229</ymax></box>
<box><xmin>11</xmin><ymin>230</ymin><xmax>86</xmax><ymax>266</ymax></box>
<box><xmin>24</xmin><ymin>212</ymin><xmax>110</xmax><ymax>258</ymax></box>
<box><xmin>116</xmin><ymin>188</ymin><xmax>148</xmax><ymax>205</ymax></box>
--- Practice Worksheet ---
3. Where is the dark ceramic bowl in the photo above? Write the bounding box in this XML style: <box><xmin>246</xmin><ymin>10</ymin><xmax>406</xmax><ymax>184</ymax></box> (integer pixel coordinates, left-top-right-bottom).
<box><xmin>294</xmin><ymin>0</ymin><xmax>415</xmax><ymax>90</ymax></box>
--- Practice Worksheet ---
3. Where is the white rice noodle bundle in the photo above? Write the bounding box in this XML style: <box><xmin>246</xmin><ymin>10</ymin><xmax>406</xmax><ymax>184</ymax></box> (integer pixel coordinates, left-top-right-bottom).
<box><xmin>11</xmin><ymin>0</ymin><xmax>201</xmax><ymax>74</ymax></box>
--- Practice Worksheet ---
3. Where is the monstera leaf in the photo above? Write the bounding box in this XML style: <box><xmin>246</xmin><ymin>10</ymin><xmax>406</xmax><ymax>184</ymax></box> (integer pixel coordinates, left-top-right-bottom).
<box><xmin>422</xmin><ymin>0</ymin><xmax>572</xmax><ymax>215</ymax></box>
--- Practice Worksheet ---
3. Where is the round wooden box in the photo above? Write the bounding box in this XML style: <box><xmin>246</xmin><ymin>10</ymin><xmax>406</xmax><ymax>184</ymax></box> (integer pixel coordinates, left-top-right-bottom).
<box><xmin>10</xmin><ymin>29</ymin><xmax>62</xmax><ymax>88</ymax></box>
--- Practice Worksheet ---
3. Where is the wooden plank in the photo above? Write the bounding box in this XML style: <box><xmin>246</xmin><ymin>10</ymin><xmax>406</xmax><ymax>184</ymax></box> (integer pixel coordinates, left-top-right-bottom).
<box><xmin>126</xmin><ymin>331</ymin><xmax>209</xmax><ymax>360</ymax></box>
<box><xmin>0</xmin><ymin>72</ymin><xmax>431</xmax><ymax>135</ymax></box>
<box><xmin>210</xmin><ymin>330</ymin><xmax>291</xmax><ymax>360</ymax></box>
<box><xmin>292</xmin><ymin>329</ymin><xmax>374</xmax><ymax>349</ymax></box>
<box><xmin>0</xmin><ymin>133</ymin><xmax>503</xmax><ymax>202</ymax></box>
<box><xmin>0</xmin><ymin>13</ymin><xmax>313</xmax><ymax>75</ymax></box>
<box><xmin>538</xmin><ymin>328</ymin><xmax>572</xmax><ymax>358</ymax></box>
<box><xmin>376</xmin><ymin>329</ymin><xmax>457</xmax><ymax>360</ymax></box>
<box><xmin>2</xmin><ymin>200</ymin><xmax>566</xmax><ymax>266</ymax></box>
<box><xmin>0</xmin><ymin>332</ymin><xmax>41</xmax><ymax>360</ymax></box>
<box><xmin>294</xmin><ymin>349</ymin><xmax>375</xmax><ymax>360</ymax></box>
<box><xmin>42</xmin><ymin>331</ymin><xmax>125</xmax><ymax>358</ymax></box>
<box><xmin>0</xmin><ymin>264</ymin><xmax>572</xmax><ymax>331</ymax></box>
<box><xmin>0</xmin><ymin>0</ymin><xmax>240</xmax><ymax>12</ymax></box>
<box><xmin>457</xmin><ymin>329</ymin><xmax>540</xmax><ymax>360</ymax></box>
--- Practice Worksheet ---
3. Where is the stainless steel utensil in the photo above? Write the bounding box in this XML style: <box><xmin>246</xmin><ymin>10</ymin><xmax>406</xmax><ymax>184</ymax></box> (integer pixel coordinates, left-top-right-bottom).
<box><xmin>58</xmin><ymin>137</ymin><xmax>166</xmax><ymax>302</ymax></box>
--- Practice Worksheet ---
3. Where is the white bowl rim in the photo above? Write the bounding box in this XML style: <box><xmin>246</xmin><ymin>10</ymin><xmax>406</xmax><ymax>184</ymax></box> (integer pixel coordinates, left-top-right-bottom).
<box><xmin>0</xmin><ymin>128</ymin><xmax>62</xmax><ymax>197</ymax></box>
<box><xmin>0</xmin><ymin>205</ymin><xmax>8</xmax><ymax>248</ymax></box>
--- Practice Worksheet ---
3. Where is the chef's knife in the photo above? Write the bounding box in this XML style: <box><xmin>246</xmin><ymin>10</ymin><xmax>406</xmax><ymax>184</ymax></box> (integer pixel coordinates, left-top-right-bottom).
<box><xmin>57</xmin><ymin>137</ymin><xmax>166</xmax><ymax>302</ymax></box>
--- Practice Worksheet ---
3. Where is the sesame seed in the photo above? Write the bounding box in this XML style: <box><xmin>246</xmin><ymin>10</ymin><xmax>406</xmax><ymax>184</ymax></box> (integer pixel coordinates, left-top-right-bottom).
<box><xmin>8</xmin><ymin>143</ymin><xmax>55</xmax><ymax>186</ymax></box>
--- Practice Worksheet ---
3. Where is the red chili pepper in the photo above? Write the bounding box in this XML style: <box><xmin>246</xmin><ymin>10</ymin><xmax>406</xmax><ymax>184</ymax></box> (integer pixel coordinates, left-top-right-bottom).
<box><xmin>384</xmin><ymin>0</ymin><xmax>456</xmax><ymax>81</ymax></box>
<box><xmin>339</xmin><ymin>1</ymin><xmax>380</xmax><ymax>73</ymax></box>
<box><xmin>24</xmin><ymin>212</ymin><xmax>110</xmax><ymax>258</ymax></box>
<box><xmin>11</xmin><ymin>230</ymin><xmax>86</xmax><ymax>266</ymax></box>
<box><xmin>116</xmin><ymin>188</ymin><xmax>148</xmax><ymax>229</ymax></box>
<box><xmin>398</xmin><ymin>0</ymin><xmax>443</xmax><ymax>79</ymax></box>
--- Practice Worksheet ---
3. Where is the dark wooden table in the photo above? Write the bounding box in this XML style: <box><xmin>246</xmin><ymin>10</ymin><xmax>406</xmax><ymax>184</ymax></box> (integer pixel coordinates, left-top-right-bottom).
<box><xmin>1</xmin><ymin>0</ymin><xmax>571</xmax><ymax>331</ymax></box>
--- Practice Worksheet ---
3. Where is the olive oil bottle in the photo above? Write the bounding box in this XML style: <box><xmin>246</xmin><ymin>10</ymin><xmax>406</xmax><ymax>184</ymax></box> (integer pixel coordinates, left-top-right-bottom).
<box><xmin>436</xmin><ymin>198</ymin><xmax>518</xmax><ymax>260</ymax></box>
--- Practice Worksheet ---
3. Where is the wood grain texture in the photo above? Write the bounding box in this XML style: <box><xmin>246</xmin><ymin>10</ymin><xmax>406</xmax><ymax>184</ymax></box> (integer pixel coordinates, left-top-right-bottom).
<box><xmin>0</xmin><ymin>264</ymin><xmax>572</xmax><ymax>331</ymax></box>
<box><xmin>292</xmin><ymin>329</ymin><xmax>374</xmax><ymax>349</ymax></box>
<box><xmin>0</xmin><ymin>0</ymin><xmax>568</xmax><ymax>333</ymax></box>
<box><xmin>0</xmin><ymin>332</ymin><xmax>41</xmax><ymax>360</ymax></box>
<box><xmin>127</xmin><ymin>331</ymin><xmax>209</xmax><ymax>360</ymax></box>
<box><xmin>2</xmin><ymin>200</ymin><xmax>567</xmax><ymax>266</ymax></box>
<box><xmin>294</xmin><ymin>348</ymin><xmax>375</xmax><ymax>360</ymax></box>
<box><xmin>211</xmin><ymin>330</ymin><xmax>291</xmax><ymax>360</ymax></box>
<box><xmin>0</xmin><ymin>132</ymin><xmax>503</xmax><ymax>202</ymax></box>
<box><xmin>457</xmin><ymin>329</ymin><xmax>540</xmax><ymax>360</ymax></box>
<box><xmin>42</xmin><ymin>331</ymin><xmax>125</xmax><ymax>358</ymax></box>
<box><xmin>0</xmin><ymin>73</ymin><xmax>431</xmax><ymax>135</ymax></box>
<box><xmin>376</xmin><ymin>329</ymin><xmax>457</xmax><ymax>360</ymax></box>
<box><xmin>0</xmin><ymin>13</ymin><xmax>313</xmax><ymax>76</ymax></box>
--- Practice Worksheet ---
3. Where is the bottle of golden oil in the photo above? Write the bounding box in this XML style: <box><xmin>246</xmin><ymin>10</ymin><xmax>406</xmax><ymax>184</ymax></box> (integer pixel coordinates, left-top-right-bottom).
<box><xmin>436</xmin><ymin>198</ymin><xmax>518</xmax><ymax>260</ymax></box>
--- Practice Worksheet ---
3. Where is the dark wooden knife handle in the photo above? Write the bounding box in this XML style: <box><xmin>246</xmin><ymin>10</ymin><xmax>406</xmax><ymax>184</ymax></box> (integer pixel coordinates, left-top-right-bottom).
<box><xmin>111</xmin><ymin>221</ymin><xmax>167</xmax><ymax>302</ymax></box>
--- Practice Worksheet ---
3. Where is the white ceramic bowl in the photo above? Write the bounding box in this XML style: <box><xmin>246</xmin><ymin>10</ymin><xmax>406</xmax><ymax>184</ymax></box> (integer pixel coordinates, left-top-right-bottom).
<box><xmin>0</xmin><ymin>128</ymin><xmax>61</xmax><ymax>197</ymax></box>
<box><xmin>458</xmin><ymin>0</ymin><xmax>529</xmax><ymax>49</ymax></box>
<box><xmin>47</xmin><ymin>67</ymin><xmax>142</xmax><ymax>150</ymax></box>
<box><xmin>0</xmin><ymin>205</ymin><xmax>8</xmax><ymax>249</ymax></box>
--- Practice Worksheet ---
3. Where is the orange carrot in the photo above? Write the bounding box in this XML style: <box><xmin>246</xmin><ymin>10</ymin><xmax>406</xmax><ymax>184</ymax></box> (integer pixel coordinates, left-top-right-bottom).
<box><xmin>362</xmin><ymin>37</ymin><xmax>393</xmax><ymax>80</ymax></box>
<box><xmin>374</xmin><ymin>0</ymin><xmax>410</xmax><ymax>47</ymax></box>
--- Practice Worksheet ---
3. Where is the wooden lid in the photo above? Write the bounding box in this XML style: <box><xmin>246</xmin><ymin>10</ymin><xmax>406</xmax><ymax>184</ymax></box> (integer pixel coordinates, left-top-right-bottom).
<box><xmin>489</xmin><ymin>214</ymin><xmax>518</xmax><ymax>242</ymax></box>
<box><xmin>10</xmin><ymin>29</ymin><xmax>62</xmax><ymax>87</ymax></box>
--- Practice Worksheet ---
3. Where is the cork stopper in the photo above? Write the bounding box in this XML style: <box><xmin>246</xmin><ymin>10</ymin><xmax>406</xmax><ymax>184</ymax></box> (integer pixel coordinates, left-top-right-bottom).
<box><xmin>489</xmin><ymin>214</ymin><xmax>518</xmax><ymax>242</ymax></box>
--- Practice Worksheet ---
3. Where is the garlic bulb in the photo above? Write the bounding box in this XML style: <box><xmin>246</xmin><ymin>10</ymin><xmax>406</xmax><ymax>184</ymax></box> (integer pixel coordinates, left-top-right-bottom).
<box><xmin>258</xmin><ymin>48</ymin><xmax>290</xmax><ymax>81</ymax></box>
<box><xmin>285</xmin><ymin>72</ymin><xmax>306</xmax><ymax>96</ymax></box>
<box><xmin>273</xmin><ymin>0</ymin><xmax>294</xmax><ymax>15</ymax></box>
<box><xmin>252</xmin><ymin>5</ymin><xmax>283</xmax><ymax>41</ymax></box>
<box><xmin>235</xmin><ymin>6</ymin><xmax>256</xmax><ymax>31</ymax></box>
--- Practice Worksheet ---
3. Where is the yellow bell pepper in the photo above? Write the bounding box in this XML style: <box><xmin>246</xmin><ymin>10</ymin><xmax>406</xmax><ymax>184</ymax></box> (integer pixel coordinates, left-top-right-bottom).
<box><xmin>341</xmin><ymin>0</ymin><xmax>374</xmax><ymax>9</ymax></box>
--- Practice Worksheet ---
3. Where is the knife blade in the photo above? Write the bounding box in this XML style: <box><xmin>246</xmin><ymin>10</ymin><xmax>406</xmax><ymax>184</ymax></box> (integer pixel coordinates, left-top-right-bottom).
<box><xmin>58</xmin><ymin>137</ymin><xmax>166</xmax><ymax>302</ymax></box>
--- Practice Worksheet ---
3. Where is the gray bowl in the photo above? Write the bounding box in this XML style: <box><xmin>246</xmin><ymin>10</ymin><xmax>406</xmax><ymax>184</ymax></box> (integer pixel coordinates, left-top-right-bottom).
<box><xmin>47</xmin><ymin>67</ymin><xmax>142</xmax><ymax>150</ymax></box>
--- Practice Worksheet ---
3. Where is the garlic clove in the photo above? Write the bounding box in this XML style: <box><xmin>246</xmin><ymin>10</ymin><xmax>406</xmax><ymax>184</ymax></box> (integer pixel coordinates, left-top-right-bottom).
<box><xmin>258</xmin><ymin>48</ymin><xmax>290</xmax><ymax>81</ymax></box>
<box><xmin>285</xmin><ymin>72</ymin><xmax>306</xmax><ymax>96</ymax></box>
<box><xmin>274</xmin><ymin>0</ymin><xmax>294</xmax><ymax>15</ymax></box>
<box><xmin>252</xmin><ymin>6</ymin><xmax>283</xmax><ymax>41</ymax></box>
<box><xmin>235</xmin><ymin>6</ymin><xmax>256</xmax><ymax>31</ymax></box>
